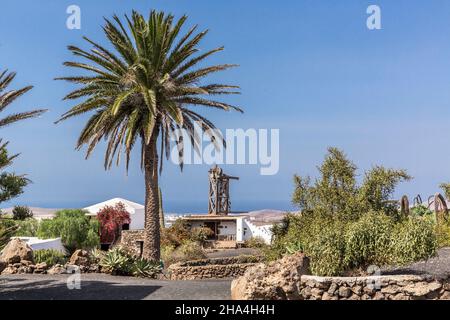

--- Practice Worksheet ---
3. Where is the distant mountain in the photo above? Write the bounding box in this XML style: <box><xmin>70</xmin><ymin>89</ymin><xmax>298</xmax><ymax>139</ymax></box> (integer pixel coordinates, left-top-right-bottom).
<box><xmin>0</xmin><ymin>207</ymin><xmax>60</xmax><ymax>220</ymax></box>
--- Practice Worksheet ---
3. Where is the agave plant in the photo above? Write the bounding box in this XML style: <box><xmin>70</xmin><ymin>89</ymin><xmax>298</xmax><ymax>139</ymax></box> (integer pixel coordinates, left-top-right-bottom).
<box><xmin>57</xmin><ymin>10</ymin><xmax>242</xmax><ymax>261</ymax></box>
<box><xmin>99</xmin><ymin>247</ymin><xmax>133</xmax><ymax>275</ymax></box>
<box><xmin>132</xmin><ymin>257</ymin><xmax>162</xmax><ymax>278</ymax></box>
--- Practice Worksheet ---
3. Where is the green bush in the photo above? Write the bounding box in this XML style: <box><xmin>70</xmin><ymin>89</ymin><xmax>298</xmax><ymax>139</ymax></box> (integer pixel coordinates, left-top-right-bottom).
<box><xmin>411</xmin><ymin>205</ymin><xmax>434</xmax><ymax>217</ymax></box>
<box><xmin>14</xmin><ymin>218</ymin><xmax>39</xmax><ymax>237</ymax></box>
<box><xmin>161</xmin><ymin>241</ymin><xmax>206</xmax><ymax>267</ymax></box>
<box><xmin>302</xmin><ymin>218</ymin><xmax>346</xmax><ymax>276</ymax></box>
<box><xmin>344</xmin><ymin>212</ymin><xmax>394</xmax><ymax>268</ymax></box>
<box><xmin>0</xmin><ymin>223</ymin><xmax>17</xmax><ymax>250</ymax></box>
<box><xmin>37</xmin><ymin>209</ymin><xmax>100</xmax><ymax>254</ymax></box>
<box><xmin>392</xmin><ymin>217</ymin><xmax>437</xmax><ymax>265</ymax></box>
<box><xmin>267</xmin><ymin>212</ymin><xmax>439</xmax><ymax>276</ymax></box>
<box><xmin>244</xmin><ymin>236</ymin><xmax>267</xmax><ymax>249</ymax></box>
<box><xmin>33</xmin><ymin>249</ymin><xmax>67</xmax><ymax>266</ymax></box>
<box><xmin>12</xmin><ymin>206</ymin><xmax>33</xmax><ymax>220</ymax></box>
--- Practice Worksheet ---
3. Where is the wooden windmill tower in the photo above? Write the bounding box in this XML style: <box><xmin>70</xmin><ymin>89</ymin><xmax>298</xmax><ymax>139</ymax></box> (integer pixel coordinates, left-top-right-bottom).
<box><xmin>208</xmin><ymin>166</ymin><xmax>239</xmax><ymax>215</ymax></box>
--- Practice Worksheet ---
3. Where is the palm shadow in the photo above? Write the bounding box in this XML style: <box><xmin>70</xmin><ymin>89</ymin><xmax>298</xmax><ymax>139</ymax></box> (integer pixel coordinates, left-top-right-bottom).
<box><xmin>0</xmin><ymin>277</ymin><xmax>161</xmax><ymax>300</ymax></box>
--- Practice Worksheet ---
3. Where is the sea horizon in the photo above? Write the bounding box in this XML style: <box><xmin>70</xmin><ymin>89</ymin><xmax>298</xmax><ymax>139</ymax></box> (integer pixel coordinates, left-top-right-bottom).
<box><xmin>1</xmin><ymin>199</ymin><xmax>296</xmax><ymax>214</ymax></box>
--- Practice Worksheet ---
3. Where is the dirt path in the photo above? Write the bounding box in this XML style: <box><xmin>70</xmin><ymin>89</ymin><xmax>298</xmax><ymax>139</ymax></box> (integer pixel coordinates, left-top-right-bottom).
<box><xmin>0</xmin><ymin>274</ymin><xmax>232</xmax><ymax>300</ymax></box>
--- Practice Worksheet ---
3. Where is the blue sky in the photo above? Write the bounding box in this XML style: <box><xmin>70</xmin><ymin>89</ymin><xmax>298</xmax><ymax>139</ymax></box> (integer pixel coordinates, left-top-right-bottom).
<box><xmin>1</xmin><ymin>0</ymin><xmax>450</xmax><ymax>212</ymax></box>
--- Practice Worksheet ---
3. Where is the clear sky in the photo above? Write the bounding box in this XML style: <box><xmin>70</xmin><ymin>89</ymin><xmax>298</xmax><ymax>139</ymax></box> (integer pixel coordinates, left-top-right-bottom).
<box><xmin>1</xmin><ymin>0</ymin><xmax>450</xmax><ymax>212</ymax></box>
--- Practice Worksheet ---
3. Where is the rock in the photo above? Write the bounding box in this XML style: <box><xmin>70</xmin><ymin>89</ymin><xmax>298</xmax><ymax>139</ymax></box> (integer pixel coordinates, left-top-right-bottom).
<box><xmin>352</xmin><ymin>285</ymin><xmax>362</xmax><ymax>295</ymax></box>
<box><xmin>440</xmin><ymin>291</ymin><xmax>450</xmax><ymax>300</ymax></box>
<box><xmin>231</xmin><ymin>252</ymin><xmax>311</xmax><ymax>300</ymax></box>
<box><xmin>373</xmin><ymin>292</ymin><xmax>385</xmax><ymax>300</ymax></box>
<box><xmin>47</xmin><ymin>264</ymin><xmax>66</xmax><ymax>275</ymax></box>
<box><xmin>393</xmin><ymin>293</ymin><xmax>410</xmax><ymax>300</ymax></box>
<box><xmin>0</xmin><ymin>239</ymin><xmax>33</xmax><ymax>264</ymax></box>
<box><xmin>68</xmin><ymin>249</ymin><xmax>90</xmax><ymax>267</ymax></box>
<box><xmin>0</xmin><ymin>260</ymin><xmax>6</xmax><ymax>273</ymax></box>
<box><xmin>35</xmin><ymin>262</ymin><xmax>48</xmax><ymax>270</ymax></box>
<box><xmin>402</xmin><ymin>281</ymin><xmax>442</xmax><ymax>297</ymax></box>
<box><xmin>1</xmin><ymin>266</ymin><xmax>17</xmax><ymax>274</ymax></box>
<box><xmin>338</xmin><ymin>286</ymin><xmax>352</xmax><ymax>298</ymax></box>
<box><xmin>20</xmin><ymin>260</ymin><xmax>32</xmax><ymax>266</ymax></box>
<box><xmin>327</xmin><ymin>282</ymin><xmax>338</xmax><ymax>295</ymax></box>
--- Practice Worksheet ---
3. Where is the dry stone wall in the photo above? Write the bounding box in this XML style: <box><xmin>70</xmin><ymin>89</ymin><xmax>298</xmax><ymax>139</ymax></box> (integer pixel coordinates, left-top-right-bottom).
<box><xmin>168</xmin><ymin>256</ymin><xmax>262</xmax><ymax>280</ymax></box>
<box><xmin>230</xmin><ymin>252</ymin><xmax>450</xmax><ymax>300</ymax></box>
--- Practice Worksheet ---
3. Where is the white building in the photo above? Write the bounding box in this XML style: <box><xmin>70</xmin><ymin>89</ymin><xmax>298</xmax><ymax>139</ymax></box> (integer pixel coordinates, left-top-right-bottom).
<box><xmin>12</xmin><ymin>237</ymin><xmax>66</xmax><ymax>253</ymax></box>
<box><xmin>182</xmin><ymin>214</ymin><xmax>274</xmax><ymax>247</ymax></box>
<box><xmin>84</xmin><ymin>198</ymin><xmax>145</xmax><ymax>230</ymax></box>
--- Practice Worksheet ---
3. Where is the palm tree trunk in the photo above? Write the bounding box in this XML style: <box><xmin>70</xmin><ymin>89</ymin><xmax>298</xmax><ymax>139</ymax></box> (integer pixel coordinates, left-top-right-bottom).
<box><xmin>142</xmin><ymin>135</ymin><xmax>161</xmax><ymax>261</ymax></box>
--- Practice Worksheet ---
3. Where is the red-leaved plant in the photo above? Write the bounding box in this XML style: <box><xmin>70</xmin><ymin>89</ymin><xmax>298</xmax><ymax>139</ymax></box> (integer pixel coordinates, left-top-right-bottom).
<box><xmin>97</xmin><ymin>202</ymin><xmax>131</xmax><ymax>244</ymax></box>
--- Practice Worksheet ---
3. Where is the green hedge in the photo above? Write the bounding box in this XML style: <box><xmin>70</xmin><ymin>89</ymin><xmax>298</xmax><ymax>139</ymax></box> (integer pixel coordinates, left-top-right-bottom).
<box><xmin>268</xmin><ymin>212</ymin><xmax>438</xmax><ymax>276</ymax></box>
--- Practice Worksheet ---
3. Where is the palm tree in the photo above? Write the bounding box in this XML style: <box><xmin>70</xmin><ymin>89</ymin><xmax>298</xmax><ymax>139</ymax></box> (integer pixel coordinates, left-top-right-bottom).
<box><xmin>0</xmin><ymin>70</ymin><xmax>46</xmax><ymax>128</ymax></box>
<box><xmin>0</xmin><ymin>70</ymin><xmax>47</xmax><ymax>207</ymax></box>
<box><xmin>56</xmin><ymin>10</ymin><xmax>242</xmax><ymax>261</ymax></box>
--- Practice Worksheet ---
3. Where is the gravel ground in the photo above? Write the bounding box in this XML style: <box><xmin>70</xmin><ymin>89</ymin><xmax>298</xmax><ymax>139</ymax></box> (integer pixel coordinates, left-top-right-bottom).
<box><xmin>382</xmin><ymin>247</ymin><xmax>450</xmax><ymax>279</ymax></box>
<box><xmin>0</xmin><ymin>274</ymin><xmax>232</xmax><ymax>300</ymax></box>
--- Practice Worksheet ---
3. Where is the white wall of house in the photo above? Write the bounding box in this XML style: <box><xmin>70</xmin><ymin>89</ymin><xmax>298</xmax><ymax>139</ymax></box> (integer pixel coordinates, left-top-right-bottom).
<box><xmin>242</xmin><ymin>219</ymin><xmax>273</xmax><ymax>244</ymax></box>
<box><xmin>84</xmin><ymin>198</ymin><xmax>145</xmax><ymax>230</ymax></box>
<box><xmin>217</xmin><ymin>221</ymin><xmax>236</xmax><ymax>238</ymax></box>
<box><xmin>130</xmin><ymin>208</ymin><xmax>145</xmax><ymax>230</ymax></box>
<box><xmin>12</xmin><ymin>237</ymin><xmax>66</xmax><ymax>253</ymax></box>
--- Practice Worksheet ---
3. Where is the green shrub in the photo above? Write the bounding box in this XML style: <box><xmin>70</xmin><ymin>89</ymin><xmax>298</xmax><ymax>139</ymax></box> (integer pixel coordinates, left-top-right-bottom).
<box><xmin>37</xmin><ymin>209</ymin><xmax>100</xmax><ymax>254</ymax></box>
<box><xmin>302</xmin><ymin>218</ymin><xmax>346</xmax><ymax>276</ymax></box>
<box><xmin>344</xmin><ymin>212</ymin><xmax>394</xmax><ymax>268</ymax></box>
<box><xmin>0</xmin><ymin>223</ymin><xmax>17</xmax><ymax>250</ymax></box>
<box><xmin>33</xmin><ymin>249</ymin><xmax>67</xmax><ymax>266</ymax></box>
<box><xmin>190</xmin><ymin>227</ymin><xmax>214</xmax><ymax>244</ymax></box>
<box><xmin>392</xmin><ymin>217</ymin><xmax>437</xmax><ymax>265</ymax></box>
<box><xmin>14</xmin><ymin>218</ymin><xmax>39</xmax><ymax>237</ymax></box>
<box><xmin>161</xmin><ymin>241</ymin><xmax>206</xmax><ymax>267</ymax></box>
<box><xmin>411</xmin><ymin>205</ymin><xmax>434</xmax><ymax>217</ymax></box>
<box><xmin>244</xmin><ymin>236</ymin><xmax>267</xmax><ymax>249</ymax></box>
<box><xmin>12</xmin><ymin>206</ymin><xmax>33</xmax><ymax>220</ymax></box>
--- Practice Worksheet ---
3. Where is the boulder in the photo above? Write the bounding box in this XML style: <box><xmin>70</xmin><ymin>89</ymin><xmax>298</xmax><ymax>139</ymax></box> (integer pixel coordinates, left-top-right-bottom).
<box><xmin>0</xmin><ymin>260</ymin><xmax>6</xmax><ymax>273</ymax></box>
<box><xmin>47</xmin><ymin>264</ymin><xmax>66</xmax><ymax>275</ymax></box>
<box><xmin>35</xmin><ymin>262</ymin><xmax>48</xmax><ymax>271</ymax></box>
<box><xmin>0</xmin><ymin>238</ymin><xmax>33</xmax><ymax>264</ymax></box>
<box><xmin>1</xmin><ymin>265</ymin><xmax>17</xmax><ymax>274</ymax></box>
<box><xmin>68</xmin><ymin>249</ymin><xmax>90</xmax><ymax>267</ymax></box>
<box><xmin>231</xmin><ymin>252</ymin><xmax>310</xmax><ymax>300</ymax></box>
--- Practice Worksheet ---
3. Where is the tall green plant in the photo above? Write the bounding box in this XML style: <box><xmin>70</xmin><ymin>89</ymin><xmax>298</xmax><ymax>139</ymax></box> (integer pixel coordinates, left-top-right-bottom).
<box><xmin>37</xmin><ymin>209</ymin><xmax>99</xmax><ymax>253</ymax></box>
<box><xmin>56</xmin><ymin>10</ymin><xmax>242</xmax><ymax>261</ymax></box>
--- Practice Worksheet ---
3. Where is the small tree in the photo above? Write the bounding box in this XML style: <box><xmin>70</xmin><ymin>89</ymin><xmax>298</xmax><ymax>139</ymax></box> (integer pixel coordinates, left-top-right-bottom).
<box><xmin>0</xmin><ymin>141</ymin><xmax>29</xmax><ymax>204</ymax></box>
<box><xmin>38</xmin><ymin>209</ymin><xmax>99</xmax><ymax>254</ymax></box>
<box><xmin>359</xmin><ymin>166</ymin><xmax>411</xmax><ymax>216</ymax></box>
<box><xmin>97</xmin><ymin>202</ymin><xmax>131</xmax><ymax>244</ymax></box>
<box><xmin>12</xmin><ymin>205</ymin><xmax>33</xmax><ymax>220</ymax></box>
<box><xmin>292</xmin><ymin>147</ymin><xmax>411</xmax><ymax>220</ymax></box>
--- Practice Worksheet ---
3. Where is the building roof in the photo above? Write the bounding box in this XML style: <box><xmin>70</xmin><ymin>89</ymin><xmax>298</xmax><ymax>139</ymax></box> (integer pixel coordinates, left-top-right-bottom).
<box><xmin>182</xmin><ymin>214</ymin><xmax>248</xmax><ymax>221</ymax></box>
<box><xmin>84</xmin><ymin>197</ymin><xmax>144</xmax><ymax>215</ymax></box>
